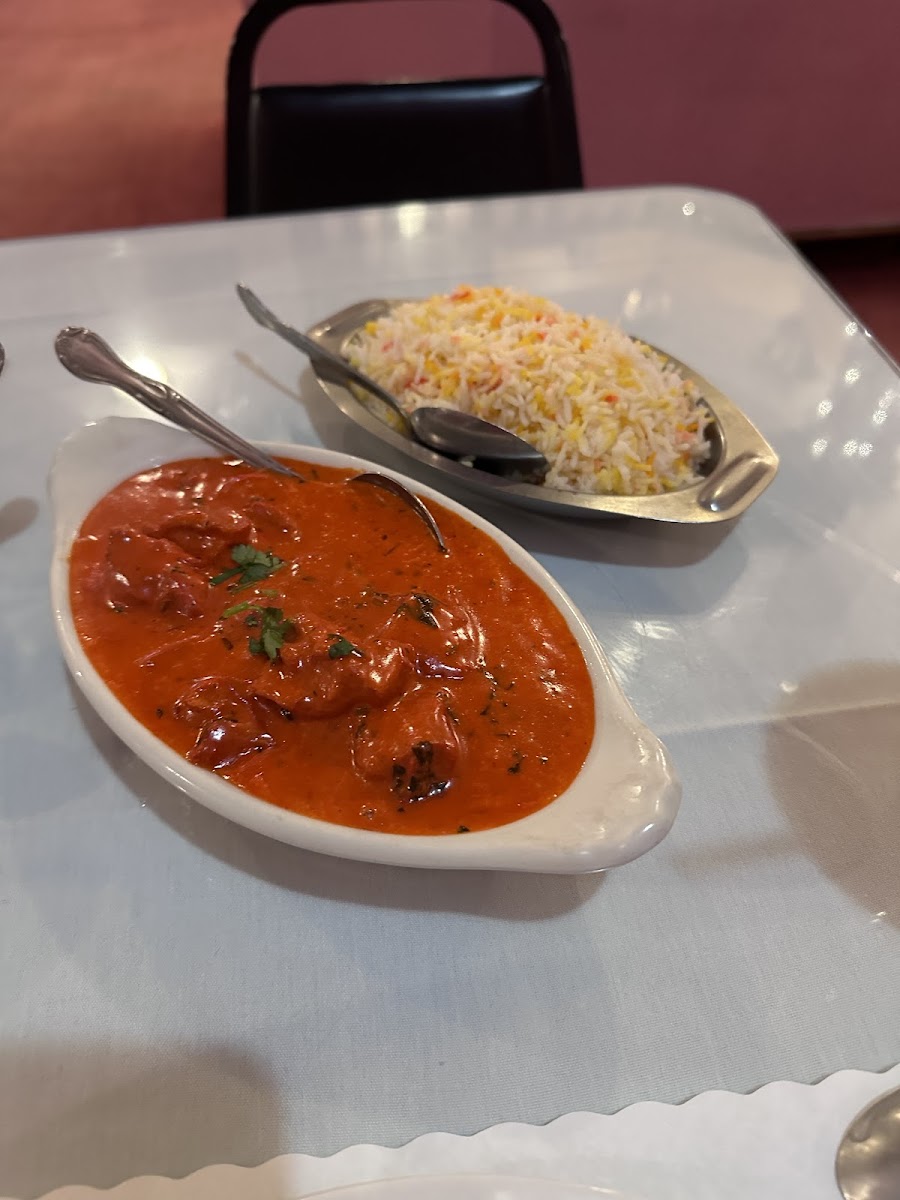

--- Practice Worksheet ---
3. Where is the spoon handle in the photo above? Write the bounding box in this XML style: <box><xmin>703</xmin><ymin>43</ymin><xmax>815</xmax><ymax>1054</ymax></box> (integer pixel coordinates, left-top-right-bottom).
<box><xmin>54</xmin><ymin>326</ymin><xmax>447</xmax><ymax>553</ymax></box>
<box><xmin>54</xmin><ymin>327</ymin><xmax>301</xmax><ymax>480</ymax></box>
<box><xmin>236</xmin><ymin>284</ymin><xmax>411</xmax><ymax>427</ymax></box>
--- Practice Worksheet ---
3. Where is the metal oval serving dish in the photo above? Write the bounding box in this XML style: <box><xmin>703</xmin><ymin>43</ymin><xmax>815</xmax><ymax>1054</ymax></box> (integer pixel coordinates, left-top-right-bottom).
<box><xmin>307</xmin><ymin>298</ymin><xmax>778</xmax><ymax>523</ymax></box>
<box><xmin>50</xmin><ymin>416</ymin><xmax>680</xmax><ymax>874</ymax></box>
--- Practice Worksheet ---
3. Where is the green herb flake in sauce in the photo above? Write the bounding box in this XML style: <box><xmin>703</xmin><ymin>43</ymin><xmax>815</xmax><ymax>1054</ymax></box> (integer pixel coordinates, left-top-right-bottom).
<box><xmin>210</xmin><ymin>544</ymin><xmax>284</xmax><ymax>590</ymax></box>
<box><xmin>328</xmin><ymin>635</ymin><xmax>364</xmax><ymax>660</ymax></box>
<box><xmin>396</xmin><ymin>593</ymin><xmax>439</xmax><ymax>627</ymax></box>
<box><xmin>222</xmin><ymin>600</ymin><xmax>252</xmax><ymax>619</ymax></box>
<box><xmin>247</xmin><ymin>607</ymin><xmax>295</xmax><ymax>661</ymax></box>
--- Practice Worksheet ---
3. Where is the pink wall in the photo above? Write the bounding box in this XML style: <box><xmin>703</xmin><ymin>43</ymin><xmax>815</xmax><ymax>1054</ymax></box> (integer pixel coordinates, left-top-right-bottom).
<box><xmin>253</xmin><ymin>0</ymin><xmax>900</xmax><ymax>234</ymax></box>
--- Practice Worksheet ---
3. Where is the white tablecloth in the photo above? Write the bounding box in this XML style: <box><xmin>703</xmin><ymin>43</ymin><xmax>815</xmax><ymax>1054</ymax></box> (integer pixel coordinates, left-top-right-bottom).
<box><xmin>1</xmin><ymin>187</ymin><xmax>899</xmax><ymax>1198</ymax></box>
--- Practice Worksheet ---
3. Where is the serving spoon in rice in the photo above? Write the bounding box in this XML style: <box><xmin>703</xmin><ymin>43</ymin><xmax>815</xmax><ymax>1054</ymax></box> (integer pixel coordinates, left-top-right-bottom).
<box><xmin>236</xmin><ymin>284</ymin><xmax>550</xmax><ymax>482</ymax></box>
<box><xmin>54</xmin><ymin>326</ymin><xmax>449</xmax><ymax>553</ymax></box>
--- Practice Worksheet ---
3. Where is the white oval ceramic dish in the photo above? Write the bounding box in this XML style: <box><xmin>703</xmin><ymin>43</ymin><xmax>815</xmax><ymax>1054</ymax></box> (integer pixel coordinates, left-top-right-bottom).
<box><xmin>50</xmin><ymin>416</ymin><xmax>680</xmax><ymax>874</ymax></box>
<box><xmin>305</xmin><ymin>1176</ymin><xmax>636</xmax><ymax>1199</ymax></box>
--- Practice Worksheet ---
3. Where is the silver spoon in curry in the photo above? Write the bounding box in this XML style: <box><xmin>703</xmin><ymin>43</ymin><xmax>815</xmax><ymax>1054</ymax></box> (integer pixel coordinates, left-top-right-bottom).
<box><xmin>54</xmin><ymin>327</ymin><xmax>447</xmax><ymax>553</ymax></box>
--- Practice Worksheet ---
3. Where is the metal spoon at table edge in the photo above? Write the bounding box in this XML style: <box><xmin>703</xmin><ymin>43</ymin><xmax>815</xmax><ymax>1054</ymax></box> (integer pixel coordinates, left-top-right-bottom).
<box><xmin>835</xmin><ymin>1084</ymin><xmax>900</xmax><ymax>1200</ymax></box>
<box><xmin>53</xmin><ymin>326</ymin><xmax>448</xmax><ymax>554</ymax></box>
<box><xmin>235</xmin><ymin>283</ymin><xmax>550</xmax><ymax>481</ymax></box>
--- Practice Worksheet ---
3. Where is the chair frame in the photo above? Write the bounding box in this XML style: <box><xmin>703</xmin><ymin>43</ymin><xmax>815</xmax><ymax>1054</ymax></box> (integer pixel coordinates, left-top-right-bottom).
<box><xmin>226</xmin><ymin>0</ymin><xmax>583</xmax><ymax>216</ymax></box>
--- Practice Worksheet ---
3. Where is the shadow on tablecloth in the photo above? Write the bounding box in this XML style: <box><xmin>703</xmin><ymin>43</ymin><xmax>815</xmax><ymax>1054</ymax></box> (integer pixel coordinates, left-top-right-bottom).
<box><xmin>0</xmin><ymin>1043</ymin><xmax>282</xmax><ymax>1198</ymax></box>
<box><xmin>0</xmin><ymin>498</ymin><xmax>38</xmax><ymax>545</ymax></box>
<box><xmin>766</xmin><ymin>659</ymin><xmax>900</xmax><ymax>926</ymax></box>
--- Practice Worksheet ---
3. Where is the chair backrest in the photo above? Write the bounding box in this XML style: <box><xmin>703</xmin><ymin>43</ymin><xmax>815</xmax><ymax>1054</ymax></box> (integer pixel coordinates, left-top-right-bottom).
<box><xmin>226</xmin><ymin>0</ymin><xmax>583</xmax><ymax>217</ymax></box>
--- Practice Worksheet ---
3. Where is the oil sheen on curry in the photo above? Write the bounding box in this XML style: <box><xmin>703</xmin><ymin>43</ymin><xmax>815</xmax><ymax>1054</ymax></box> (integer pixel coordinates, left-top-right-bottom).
<box><xmin>69</xmin><ymin>457</ymin><xmax>594</xmax><ymax>835</ymax></box>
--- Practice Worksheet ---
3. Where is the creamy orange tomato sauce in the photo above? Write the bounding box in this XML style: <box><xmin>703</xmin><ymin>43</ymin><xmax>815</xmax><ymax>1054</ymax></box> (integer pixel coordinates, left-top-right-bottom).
<box><xmin>69</xmin><ymin>457</ymin><xmax>594</xmax><ymax>835</ymax></box>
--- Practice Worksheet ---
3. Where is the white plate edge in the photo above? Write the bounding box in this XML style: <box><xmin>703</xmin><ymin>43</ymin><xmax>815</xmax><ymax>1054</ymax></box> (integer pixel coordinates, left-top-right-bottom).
<box><xmin>48</xmin><ymin>416</ymin><xmax>680</xmax><ymax>874</ymax></box>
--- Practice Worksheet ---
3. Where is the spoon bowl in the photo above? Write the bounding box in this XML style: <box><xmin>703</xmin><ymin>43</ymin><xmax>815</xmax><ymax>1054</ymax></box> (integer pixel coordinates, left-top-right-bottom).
<box><xmin>236</xmin><ymin>283</ymin><xmax>550</xmax><ymax>479</ymax></box>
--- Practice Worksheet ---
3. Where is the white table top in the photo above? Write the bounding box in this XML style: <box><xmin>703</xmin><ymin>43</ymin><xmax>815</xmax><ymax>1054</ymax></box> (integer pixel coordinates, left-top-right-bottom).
<box><xmin>2</xmin><ymin>187</ymin><xmax>899</xmax><ymax>1199</ymax></box>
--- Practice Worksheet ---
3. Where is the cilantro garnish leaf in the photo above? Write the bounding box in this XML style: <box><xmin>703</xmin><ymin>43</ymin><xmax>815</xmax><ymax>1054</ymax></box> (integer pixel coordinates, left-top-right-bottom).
<box><xmin>221</xmin><ymin>601</ymin><xmax>294</xmax><ymax>661</ymax></box>
<box><xmin>247</xmin><ymin>607</ymin><xmax>294</xmax><ymax>661</ymax></box>
<box><xmin>328</xmin><ymin>634</ymin><xmax>364</xmax><ymax>660</ymax></box>
<box><xmin>222</xmin><ymin>600</ymin><xmax>252</xmax><ymax>619</ymax></box>
<box><xmin>211</xmin><ymin>544</ymin><xmax>284</xmax><ymax>589</ymax></box>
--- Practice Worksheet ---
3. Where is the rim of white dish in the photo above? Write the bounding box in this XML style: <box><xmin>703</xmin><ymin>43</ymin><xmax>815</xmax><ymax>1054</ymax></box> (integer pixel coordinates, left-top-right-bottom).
<box><xmin>302</xmin><ymin>1174</ymin><xmax>635</xmax><ymax>1199</ymax></box>
<box><xmin>48</xmin><ymin>417</ymin><xmax>680</xmax><ymax>874</ymax></box>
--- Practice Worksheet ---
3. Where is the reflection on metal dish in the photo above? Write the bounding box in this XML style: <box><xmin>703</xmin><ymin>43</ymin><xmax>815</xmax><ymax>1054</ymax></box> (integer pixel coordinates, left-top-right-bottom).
<box><xmin>307</xmin><ymin>299</ymin><xmax>779</xmax><ymax>523</ymax></box>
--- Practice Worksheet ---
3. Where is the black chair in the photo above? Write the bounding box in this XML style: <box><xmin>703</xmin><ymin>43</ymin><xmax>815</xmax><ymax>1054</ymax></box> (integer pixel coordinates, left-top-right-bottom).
<box><xmin>226</xmin><ymin>0</ymin><xmax>583</xmax><ymax>216</ymax></box>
